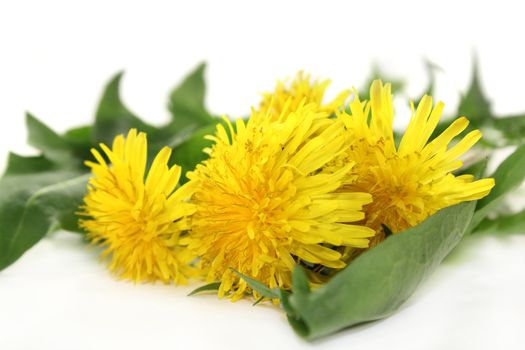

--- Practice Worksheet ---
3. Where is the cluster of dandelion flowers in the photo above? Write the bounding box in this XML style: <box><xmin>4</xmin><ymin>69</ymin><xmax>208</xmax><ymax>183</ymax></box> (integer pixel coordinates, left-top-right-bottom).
<box><xmin>80</xmin><ymin>129</ymin><xmax>196</xmax><ymax>284</ymax></box>
<box><xmin>258</xmin><ymin>71</ymin><xmax>350</xmax><ymax>119</ymax></box>
<box><xmin>186</xmin><ymin>105</ymin><xmax>375</xmax><ymax>300</ymax></box>
<box><xmin>335</xmin><ymin>80</ymin><xmax>495</xmax><ymax>246</ymax></box>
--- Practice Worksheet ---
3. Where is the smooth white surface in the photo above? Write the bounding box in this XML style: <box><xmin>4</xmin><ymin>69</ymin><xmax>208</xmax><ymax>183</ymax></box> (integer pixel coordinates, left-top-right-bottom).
<box><xmin>1</xmin><ymin>1</ymin><xmax>525</xmax><ymax>349</ymax></box>
<box><xmin>1</xmin><ymin>230</ymin><xmax>525</xmax><ymax>350</ymax></box>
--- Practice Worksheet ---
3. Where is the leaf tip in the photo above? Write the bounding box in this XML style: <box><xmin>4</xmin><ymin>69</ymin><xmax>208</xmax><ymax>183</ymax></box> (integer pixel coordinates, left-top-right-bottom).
<box><xmin>25</xmin><ymin>111</ymin><xmax>37</xmax><ymax>124</ymax></box>
<box><xmin>105</xmin><ymin>70</ymin><xmax>126</xmax><ymax>91</ymax></box>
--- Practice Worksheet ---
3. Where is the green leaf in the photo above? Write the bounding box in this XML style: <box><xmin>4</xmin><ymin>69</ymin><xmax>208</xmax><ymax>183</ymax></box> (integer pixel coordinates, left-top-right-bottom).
<box><xmin>456</xmin><ymin>157</ymin><xmax>489</xmax><ymax>177</ymax></box>
<box><xmin>469</xmin><ymin>144</ymin><xmax>525</xmax><ymax>231</ymax></box>
<box><xmin>284</xmin><ymin>202</ymin><xmax>476</xmax><ymax>340</ymax></box>
<box><xmin>64</xmin><ymin>125</ymin><xmax>92</xmax><ymax>144</ymax></box>
<box><xmin>0</xmin><ymin>171</ymin><xmax>87</xmax><ymax>271</ymax></box>
<box><xmin>252</xmin><ymin>296</ymin><xmax>265</xmax><ymax>306</ymax></box>
<box><xmin>168</xmin><ymin>63</ymin><xmax>215</xmax><ymax>130</ymax></box>
<box><xmin>0</xmin><ymin>65</ymin><xmax>221</xmax><ymax>272</ymax></box>
<box><xmin>63</xmin><ymin>125</ymin><xmax>96</xmax><ymax>160</ymax></box>
<box><xmin>48</xmin><ymin>175</ymin><xmax>90</xmax><ymax>233</ymax></box>
<box><xmin>430</xmin><ymin>58</ymin><xmax>494</xmax><ymax>143</ymax></box>
<box><xmin>232</xmin><ymin>269</ymin><xmax>283</xmax><ymax>299</ymax></box>
<box><xmin>169</xmin><ymin>124</ymin><xmax>217</xmax><ymax>182</ymax></box>
<box><xmin>93</xmin><ymin>72</ymin><xmax>156</xmax><ymax>145</ymax></box>
<box><xmin>292</xmin><ymin>266</ymin><xmax>310</xmax><ymax>297</ymax></box>
<box><xmin>188</xmin><ymin>282</ymin><xmax>221</xmax><ymax>296</ymax></box>
<box><xmin>474</xmin><ymin>209</ymin><xmax>525</xmax><ymax>234</ymax></box>
<box><xmin>148</xmin><ymin>124</ymin><xmax>198</xmax><ymax>164</ymax></box>
<box><xmin>4</xmin><ymin>153</ymin><xmax>56</xmax><ymax>175</ymax></box>
<box><xmin>26</xmin><ymin>113</ymin><xmax>77</xmax><ymax>166</ymax></box>
<box><xmin>481</xmin><ymin>114</ymin><xmax>525</xmax><ymax>147</ymax></box>
<box><xmin>457</xmin><ymin>56</ymin><xmax>492</xmax><ymax>122</ymax></box>
<box><xmin>447</xmin><ymin>58</ymin><xmax>525</xmax><ymax>148</ymax></box>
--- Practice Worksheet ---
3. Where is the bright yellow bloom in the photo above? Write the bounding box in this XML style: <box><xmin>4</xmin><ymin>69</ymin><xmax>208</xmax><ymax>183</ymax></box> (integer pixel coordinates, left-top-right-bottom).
<box><xmin>80</xmin><ymin>129</ymin><xmax>196</xmax><ymax>284</ymax></box>
<box><xmin>187</xmin><ymin>104</ymin><xmax>375</xmax><ymax>300</ymax></box>
<box><xmin>335</xmin><ymin>80</ymin><xmax>495</xmax><ymax>246</ymax></box>
<box><xmin>259</xmin><ymin>72</ymin><xmax>350</xmax><ymax>119</ymax></box>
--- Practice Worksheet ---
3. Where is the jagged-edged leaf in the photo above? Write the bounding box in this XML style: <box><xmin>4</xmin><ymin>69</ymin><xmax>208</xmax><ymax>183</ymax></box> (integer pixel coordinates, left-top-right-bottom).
<box><xmin>93</xmin><ymin>72</ymin><xmax>156</xmax><ymax>145</ymax></box>
<box><xmin>481</xmin><ymin>114</ymin><xmax>525</xmax><ymax>147</ymax></box>
<box><xmin>168</xmin><ymin>63</ymin><xmax>215</xmax><ymax>130</ymax></box>
<box><xmin>284</xmin><ymin>202</ymin><xmax>476</xmax><ymax>340</ymax></box>
<box><xmin>457</xmin><ymin>57</ymin><xmax>492</xmax><ymax>122</ymax></box>
<box><xmin>26</xmin><ymin>113</ymin><xmax>78</xmax><ymax>166</ymax></box>
<box><xmin>0</xmin><ymin>64</ymin><xmax>220</xmax><ymax>272</ymax></box>
<box><xmin>0</xmin><ymin>171</ymin><xmax>87</xmax><ymax>271</ymax></box>
<box><xmin>469</xmin><ymin>144</ymin><xmax>525</xmax><ymax>231</ymax></box>
<box><xmin>431</xmin><ymin>58</ymin><xmax>493</xmax><ymax>140</ymax></box>
<box><xmin>4</xmin><ymin>153</ymin><xmax>56</xmax><ymax>175</ymax></box>
<box><xmin>63</xmin><ymin>125</ymin><xmax>95</xmax><ymax>161</ymax></box>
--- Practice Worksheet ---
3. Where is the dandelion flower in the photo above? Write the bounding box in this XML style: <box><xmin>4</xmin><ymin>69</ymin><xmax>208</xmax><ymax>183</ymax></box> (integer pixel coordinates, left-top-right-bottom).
<box><xmin>80</xmin><ymin>129</ymin><xmax>196</xmax><ymax>284</ymax></box>
<box><xmin>187</xmin><ymin>104</ymin><xmax>375</xmax><ymax>300</ymax></box>
<box><xmin>259</xmin><ymin>72</ymin><xmax>350</xmax><ymax>119</ymax></box>
<box><xmin>335</xmin><ymin>80</ymin><xmax>495</xmax><ymax>246</ymax></box>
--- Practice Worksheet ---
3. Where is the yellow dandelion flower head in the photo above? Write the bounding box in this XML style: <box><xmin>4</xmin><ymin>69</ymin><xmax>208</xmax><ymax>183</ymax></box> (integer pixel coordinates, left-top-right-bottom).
<box><xmin>187</xmin><ymin>104</ymin><xmax>375</xmax><ymax>300</ymax></box>
<box><xmin>259</xmin><ymin>71</ymin><xmax>350</xmax><ymax>119</ymax></box>
<box><xmin>337</xmin><ymin>80</ymin><xmax>495</xmax><ymax>241</ymax></box>
<box><xmin>80</xmin><ymin>129</ymin><xmax>196</xmax><ymax>284</ymax></box>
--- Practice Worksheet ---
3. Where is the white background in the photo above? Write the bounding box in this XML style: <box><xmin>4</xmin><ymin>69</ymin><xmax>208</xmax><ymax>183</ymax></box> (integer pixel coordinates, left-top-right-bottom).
<box><xmin>1</xmin><ymin>1</ymin><xmax>525</xmax><ymax>349</ymax></box>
